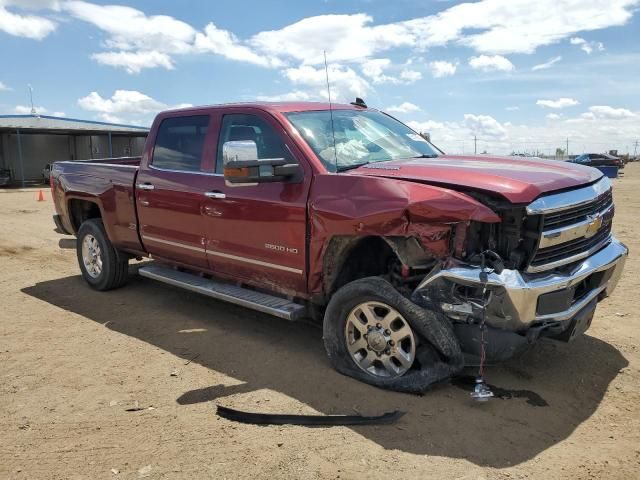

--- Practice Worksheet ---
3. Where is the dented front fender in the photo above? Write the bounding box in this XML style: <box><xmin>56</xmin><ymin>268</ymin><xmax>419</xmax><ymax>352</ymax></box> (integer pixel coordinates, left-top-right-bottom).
<box><xmin>308</xmin><ymin>174</ymin><xmax>500</xmax><ymax>294</ymax></box>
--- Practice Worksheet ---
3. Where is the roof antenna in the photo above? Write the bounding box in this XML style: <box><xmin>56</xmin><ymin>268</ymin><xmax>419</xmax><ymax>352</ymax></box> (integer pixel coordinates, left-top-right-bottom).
<box><xmin>323</xmin><ymin>50</ymin><xmax>338</xmax><ymax>172</ymax></box>
<box><xmin>27</xmin><ymin>84</ymin><xmax>36</xmax><ymax>116</ymax></box>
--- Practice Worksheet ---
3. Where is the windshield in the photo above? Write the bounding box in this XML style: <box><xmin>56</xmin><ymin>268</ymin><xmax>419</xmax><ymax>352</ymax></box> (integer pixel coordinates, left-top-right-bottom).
<box><xmin>285</xmin><ymin>109</ymin><xmax>440</xmax><ymax>172</ymax></box>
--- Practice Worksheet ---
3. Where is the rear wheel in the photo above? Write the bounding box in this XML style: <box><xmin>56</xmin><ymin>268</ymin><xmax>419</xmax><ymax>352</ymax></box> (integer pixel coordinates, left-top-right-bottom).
<box><xmin>76</xmin><ymin>218</ymin><xmax>128</xmax><ymax>291</ymax></box>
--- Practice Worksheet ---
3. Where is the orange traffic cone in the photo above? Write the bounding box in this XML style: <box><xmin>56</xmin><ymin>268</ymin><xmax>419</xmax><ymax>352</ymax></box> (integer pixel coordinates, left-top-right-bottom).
<box><xmin>37</xmin><ymin>190</ymin><xmax>45</xmax><ymax>202</ymax></box>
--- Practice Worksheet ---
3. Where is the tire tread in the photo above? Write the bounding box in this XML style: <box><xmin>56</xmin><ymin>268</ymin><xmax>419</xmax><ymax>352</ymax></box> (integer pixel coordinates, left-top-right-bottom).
<box><xmin>76</xmin><ymin>218</ymin><xmax>129</xmax><ymax>291</ymax></box>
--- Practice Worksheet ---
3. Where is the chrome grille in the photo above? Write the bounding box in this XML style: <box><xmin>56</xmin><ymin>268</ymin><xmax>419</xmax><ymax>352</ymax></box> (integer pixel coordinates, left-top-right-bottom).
<box><xmin>542</xmin><ymin>189</ymin><xmax>612</xmax><ymax>230</ymax></box>
<box><xmin>530</xmin><ymin>223</ymin><xmax>612</xmax><ymax>271</ymax></box>
<box><xmin>526</xmin><ymin>177</ymin><xmax>614</xmax><ymax>273</ymax></box>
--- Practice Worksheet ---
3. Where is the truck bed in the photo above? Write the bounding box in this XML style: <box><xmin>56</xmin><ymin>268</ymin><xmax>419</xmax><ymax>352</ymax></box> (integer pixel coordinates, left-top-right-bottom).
<box><xmin>51</xmin><ymin>157</ymin><xmax>143</xmax><ymax>253</ymax></box>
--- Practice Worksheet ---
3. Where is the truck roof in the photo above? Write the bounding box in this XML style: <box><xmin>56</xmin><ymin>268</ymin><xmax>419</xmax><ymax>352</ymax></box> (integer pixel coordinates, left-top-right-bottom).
<box><xmin>162</xmin><ymin>101</ymin><xmax>371</xmax><ymax>116</ymax></box>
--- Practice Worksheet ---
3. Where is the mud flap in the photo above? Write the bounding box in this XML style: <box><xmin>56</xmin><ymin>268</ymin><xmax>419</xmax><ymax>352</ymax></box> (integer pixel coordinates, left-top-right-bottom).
<box><xmin>324</xmin><ymin>277</ymin><xmax>464</xmax><ymax>394</ymax></box>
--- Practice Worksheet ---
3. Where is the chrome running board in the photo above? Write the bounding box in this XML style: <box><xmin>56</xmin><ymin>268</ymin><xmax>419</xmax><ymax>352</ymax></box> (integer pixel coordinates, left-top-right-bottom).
<box><xmin>138</xmin><ymin>264</ymin><xmax>305</xmax><ymax>321</ymax></box>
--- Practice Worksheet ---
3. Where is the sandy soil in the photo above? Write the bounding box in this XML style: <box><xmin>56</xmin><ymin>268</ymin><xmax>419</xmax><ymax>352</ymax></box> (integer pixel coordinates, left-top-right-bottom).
<box><xmin>1</xmin><ymin>166</ymin><xmax>639</xmax><ymax>480</ymax></box>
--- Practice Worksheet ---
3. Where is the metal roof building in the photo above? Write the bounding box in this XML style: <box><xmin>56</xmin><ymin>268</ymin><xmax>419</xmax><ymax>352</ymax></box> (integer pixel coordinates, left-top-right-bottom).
<box><xmin>0</xmin><ymin>114</ymin><xmax>149</xmax><ymax>186</ymax></box>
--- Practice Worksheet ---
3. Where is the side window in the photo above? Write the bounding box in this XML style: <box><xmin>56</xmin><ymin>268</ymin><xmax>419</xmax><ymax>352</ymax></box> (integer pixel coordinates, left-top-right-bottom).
<box><xmin>152</xmin><ymin>115</ymin><xmax>210</xmax><ymax>171</ymax></box>
<box><xmin>216</xmin><ymin>114</ymin><xmax>292</xmax><ymax>173</ymax></box>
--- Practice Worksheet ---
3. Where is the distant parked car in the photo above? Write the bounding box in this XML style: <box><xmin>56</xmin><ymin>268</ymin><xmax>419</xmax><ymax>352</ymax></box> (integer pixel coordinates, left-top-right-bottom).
<box><xmin>42</xmin><ymin>163</ymin><xmax>52</xmax><ymax>183</ymax></box>
<box><xmin>572</xmin><ymin>153</ymin><xmax>624</xmax><ymax>169</ymax></box>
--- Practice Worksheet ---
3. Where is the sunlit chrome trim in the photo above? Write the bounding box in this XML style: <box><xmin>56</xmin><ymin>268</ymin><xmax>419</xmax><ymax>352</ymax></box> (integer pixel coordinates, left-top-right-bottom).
<box><xmin>416</xmin><ymin>237</ymin><xmax>627</xmax><ymax>329</ymax></box>
<box><xmin>527</xmin><ymin>234</ymin><xmax>612</xmax><ymax>273</ymax></box>
<box><xmin>526</xmin><ymin>176</ymin><xmax>611</xmax><ymax>215</ymax></box>
<box><xmin>538</xmin><ymin>203</ymin><xmax>613</xmax><ymax>249</ymax></box>
<box><xmin>207</xmin><ymin>250</ymin><xmax>303</xmax><ymax>274</ymax></box>
<box><xmin>142</xmin><ymin>235</ymin><xmax>205</xmax><ymax>253</ymax></box>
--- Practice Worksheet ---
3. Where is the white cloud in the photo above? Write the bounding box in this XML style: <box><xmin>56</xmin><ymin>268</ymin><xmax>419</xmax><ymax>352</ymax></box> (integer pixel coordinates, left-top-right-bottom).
<box><xmin>64</xmin><ymin>1</ymin><xmax>195</xmax><ymax>52</ymax></box>
<box><xmin>0</xmin><ymin>1</ymin><xmax>57</xmax><ymax>39</ymax></box>
<box><xmin>407</xmin><ymin>110</ymin><xmax>640</xmax><ymax>156</ymax></box>
<box><xmin>284</xmin><ymin>64</ymin><xmax>371</xmax><ymax>101</ymax></box>
<box><xmin>6</xmin><ymin>1</ymin><xmax>61</xmax><ymax>9</ymax></box>
<box><xmin>536</xmin><ymin>98</ymin><xmax>579</xmax><ymax>108</ymax></box>
<box><xmin>468</xmin><ymin>55</ymin><xmax>514</xmax><ymax>72</ymax></box>
<box><xmin>407</xmin><ymin>120</ymin><xmax>446</xmax><ymax>133</ymax></box>
<box><xmin>407</xmin><ymin>120</ymin><xmax>444</xmax><ymax>129</ymax></box>
<box><xmin>77</xmin><ymin>89</ymin><xmax>191</xmax><ymax>122</ymax></box>
<box><xmin>194</xmin><ymin>23</ymin><xmax>282</xmax><ymax>67</ymax></box>
<box><xmin>12</xmin><ymin>103</ymin><xmax>63</xmax><ymax>116</ymax></box>
<box><xmin>25</xmin><ymin>0</ymin><xmax>633</xmax><ymax>87</ymax></box>
<box><xmin>399</xmin><ymin>68</ymin><xmax>422</xmax><ymax>83</ymax></box>
<box><xmin>247</xmin><ymin>1</ymin><xmax>637</xmax><ymax>64</ymax></box>
<box><xmin>428</xmin><ymin>60</ymin><xmax>457</xmax><ymax>78</ymax></box>
<box><xmin>588</xmin><ymin>105</ymin><xmax>636</xmax><ymax>119</ymax></box>
<box><xmin>463</xmin><ymin>113</ymin><xmax>507</xmax><ymax>139</ymax></box>
<box><xmin>570</xmin><ymin>36</ymin><xmax>605</xmax><ymax>54</ymax></box>
<box><xmin>5</xmin><ymin>0</ymin><xmax>635</xmax><ymax>77</ymax></box>
<box><xmin>532</xmin><ymin>55</ymin><xmax>562</xmax><ymax>71</ymax></box>
<box><xmin>249</xmin><ymin>14</ymin><xmax>414</xmax><ymax>66</ymax></box>
<box><xmin>505</xmin><ymin>106</ymin><xmax>520</xmax><ymax>111</ymax></box>
<box><xmin>386</xmin><ymin>102</ymin><xmax>420</xmax><ymax>114</ymax></box>
<box><xmin>359</xmin><ymin>58</ymin><xmax>421</xmax><ymax>85</ymax></box>
<box><xmin>408</xmin><ymin>0</ymin><xmax>632</xmax><ymax>55</ymax></box>
<box><xmin>91</xmin><ymin>50</ymin><xmax>174</xmax><ymax>74</ymax></box>
<box><xmin>546</xmin><ymin>113</ymin><xmax>561</xmax><ymax>120</ymax></box>
<box><xmin>254</xmin><ymin>90</ymin><xmax>313</xmax><ymax>102</ymax></box>
<box><xmin>0</xmin><ymin>81</ymin><xmax>10</xmax><ymax>91</ymax></box>
<box><xmin>361</xmin><ymin>58</ymin><xmax>391</xmax><ymax>81</ymax></box>
<box><xmin>14</xmin><ymin>104</ymin><xmax>46</xmax><ymax>114</ymax></box>
<box><xmin>63</xmin><ymin>0</ymin><xmax>196</xmax><ymax>72</ymax></box>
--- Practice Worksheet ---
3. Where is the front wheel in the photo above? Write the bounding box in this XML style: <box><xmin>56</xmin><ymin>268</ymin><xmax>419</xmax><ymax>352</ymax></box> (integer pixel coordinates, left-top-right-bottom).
<box><xmin>76</xmin><ymin>218</ymin><xmax>128</xmax><ymax>291</ymax></box>
<box><xmin>323</xmin><ymin>277</ymin><xmax>463</xmax><ymax>391</ymax></box>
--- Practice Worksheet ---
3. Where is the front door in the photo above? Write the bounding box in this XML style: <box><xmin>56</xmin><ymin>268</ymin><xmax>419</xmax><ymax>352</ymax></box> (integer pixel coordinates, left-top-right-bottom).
<box><xmin>202</xmin><ymin>110</ymin><xmax>310</xmax><ymax>293</ymax></box>
<box><xmin>136</xmin><ymin>113</ymin><xmax>215</xmax><ymax>269</ymax></box>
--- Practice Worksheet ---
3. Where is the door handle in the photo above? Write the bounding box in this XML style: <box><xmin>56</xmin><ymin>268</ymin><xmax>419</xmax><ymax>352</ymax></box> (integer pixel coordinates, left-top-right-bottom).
<box><xmin>204</xmin><ymin>191</ymin><xmax>226</xmax><ymax>199</ymax></box>
<box><xmin>137</xmin><ymin>183</ymin><xmax>155</xmax><ymax>190</ymax></box>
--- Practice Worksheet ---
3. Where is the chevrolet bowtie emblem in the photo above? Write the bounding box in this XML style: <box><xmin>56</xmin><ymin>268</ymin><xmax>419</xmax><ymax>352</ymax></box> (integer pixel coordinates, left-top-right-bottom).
<box><xmin>584</xmin><ymin>214</ymin><xmax>603</xmax><ymax>238</ymax></box>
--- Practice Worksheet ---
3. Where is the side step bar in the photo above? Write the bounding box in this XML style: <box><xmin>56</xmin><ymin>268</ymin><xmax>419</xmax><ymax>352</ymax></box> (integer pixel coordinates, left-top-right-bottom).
<box><xmin>138</xmin><ymin>264</ymin><xmax>306</xmax><ymax>321</ymax></box>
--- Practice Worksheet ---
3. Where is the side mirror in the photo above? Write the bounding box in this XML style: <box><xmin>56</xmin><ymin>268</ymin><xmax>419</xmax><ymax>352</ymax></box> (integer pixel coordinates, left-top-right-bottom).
<box><xmin>222</xmin><ymin>140</ymin><xmax>301</xmax><ymax>184</ymax></box>
<box><xmin>223</xmin><ymin>140</ymin><xmax>259</xmax><ymax>164</ymax></box>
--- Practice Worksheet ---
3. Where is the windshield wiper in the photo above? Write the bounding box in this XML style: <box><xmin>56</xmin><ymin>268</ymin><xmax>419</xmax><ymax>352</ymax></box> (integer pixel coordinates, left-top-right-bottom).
<box><xmin>336</xmin><ymin>162</ymin><xmax>369</xmax><ymax>172</ymax></box>
<box><xmin>412</xmin><ymin>154</ymin><xmax>438</xmax><ymax>158</ymax></box>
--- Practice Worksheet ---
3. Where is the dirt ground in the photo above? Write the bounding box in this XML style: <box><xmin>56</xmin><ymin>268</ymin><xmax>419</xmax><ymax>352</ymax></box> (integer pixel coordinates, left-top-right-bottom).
<box><xmin>1</xmin><ymin>166</ymin><xmax>639</xmax><ymax>480</ymax></box>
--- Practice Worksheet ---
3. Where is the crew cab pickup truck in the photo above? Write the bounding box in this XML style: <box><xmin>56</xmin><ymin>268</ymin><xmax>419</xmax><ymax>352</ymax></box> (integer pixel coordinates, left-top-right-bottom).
<box><xmin>51</xmin><ymin>101</ymin><xmax>627</xmax><ymax>391</ymax></box>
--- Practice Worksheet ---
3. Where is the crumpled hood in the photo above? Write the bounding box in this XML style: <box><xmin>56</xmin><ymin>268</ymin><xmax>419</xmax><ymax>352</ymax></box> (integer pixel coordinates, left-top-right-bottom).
<box><xmin>348</xmin><ymin>154</ymin><xmax>603</xmax><ymax>204</ymax></box>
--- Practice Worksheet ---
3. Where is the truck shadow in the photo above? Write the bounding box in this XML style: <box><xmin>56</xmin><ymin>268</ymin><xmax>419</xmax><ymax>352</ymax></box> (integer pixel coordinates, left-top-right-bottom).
<box><xmin>22</xmin><ymin>274</ymin><xmax>628</xmax><ymax>468</ymax></box>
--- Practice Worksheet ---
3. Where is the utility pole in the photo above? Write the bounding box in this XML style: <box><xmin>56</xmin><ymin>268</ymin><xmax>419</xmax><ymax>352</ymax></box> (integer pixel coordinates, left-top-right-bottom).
<box><xmin>634</xmin><ymin>140</ymin><xmax>639</xmax><ymax>158</ymax></box>
<box><xmin>474</xmin><ymin>135</ymin><xmax>477</xmax><ymax>154</ymax></box>
<box><xmin>28</xmin><ymin>84</ymin><xmax>36</xmax><ymax>115</ymax></box>
<box><xmin>566</xmin><ymin>137</ymin><xmax>569</xmax><ymax>158</ymax></box>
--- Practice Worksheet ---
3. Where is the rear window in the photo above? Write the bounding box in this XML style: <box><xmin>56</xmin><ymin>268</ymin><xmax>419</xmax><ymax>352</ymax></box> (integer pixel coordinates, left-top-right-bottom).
<box><xmin>152</xmin><ymin>115</ymin><xmax>210</xmax><ymax>171</ymax></box>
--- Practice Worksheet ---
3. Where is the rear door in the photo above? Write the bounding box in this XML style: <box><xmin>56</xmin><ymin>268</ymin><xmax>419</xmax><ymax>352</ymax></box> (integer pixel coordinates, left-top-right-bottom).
<box><xmin>202</xmin><ymin>109</ymin><xmax>311</xmax><ymax>293</ymax></box>
<box><xmin>136</xmin><ymin>113</ymin><xmax>216</xmax><ymax>268</ymax></box>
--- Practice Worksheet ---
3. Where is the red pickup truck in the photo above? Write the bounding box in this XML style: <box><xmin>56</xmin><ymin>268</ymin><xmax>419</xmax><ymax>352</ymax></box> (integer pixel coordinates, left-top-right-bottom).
<box><xmin>51</xmin><ymin>101</ymin><xmax>627</xmax><ymax>391</ymax></box>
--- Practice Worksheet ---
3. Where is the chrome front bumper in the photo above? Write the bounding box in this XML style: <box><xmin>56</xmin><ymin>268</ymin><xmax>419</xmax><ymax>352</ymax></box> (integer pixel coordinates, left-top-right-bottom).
<box><xmin>415</xmin><ymin>237</ymin><xmax>628</xmax><ymax>332</ymax></box>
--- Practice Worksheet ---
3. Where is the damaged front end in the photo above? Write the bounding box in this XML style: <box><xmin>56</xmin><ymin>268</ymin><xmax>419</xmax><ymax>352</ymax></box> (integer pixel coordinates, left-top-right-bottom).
<box><xmin>411</xmin><ymin>194</ymin><xmax>628</xmax><ymax>363</ymax></box>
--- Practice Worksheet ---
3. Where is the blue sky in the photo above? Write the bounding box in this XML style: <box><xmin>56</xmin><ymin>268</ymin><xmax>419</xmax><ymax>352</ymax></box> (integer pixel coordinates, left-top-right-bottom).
<box><xmin>1</xmin><ymin>0</ymin><xmax>639</xmax><ymax>155</ymax></box>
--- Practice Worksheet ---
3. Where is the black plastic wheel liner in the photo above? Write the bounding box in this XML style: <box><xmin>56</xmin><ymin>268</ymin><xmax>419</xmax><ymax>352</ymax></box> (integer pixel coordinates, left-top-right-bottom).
<box><xmin>216</xmin><ymin>405</ymin><xmax>405</xmax><ymax>426</ymax></box>
<box><xmin>323</xmin><ymin>277</ymin><xmax>465</xmax><ymax>394</ymax></box>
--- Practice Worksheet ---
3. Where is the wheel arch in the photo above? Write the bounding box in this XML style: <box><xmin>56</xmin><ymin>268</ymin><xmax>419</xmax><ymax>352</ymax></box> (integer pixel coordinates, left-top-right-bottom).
<box><xmin>322</xmin><ymin>235</ymin><xmax>436</xmax><ymax>296</ymax></box>
<box><xmin>67</xmin><ymin>197</ymin><xmax>104</xmax><ymax>234</ymax></box>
